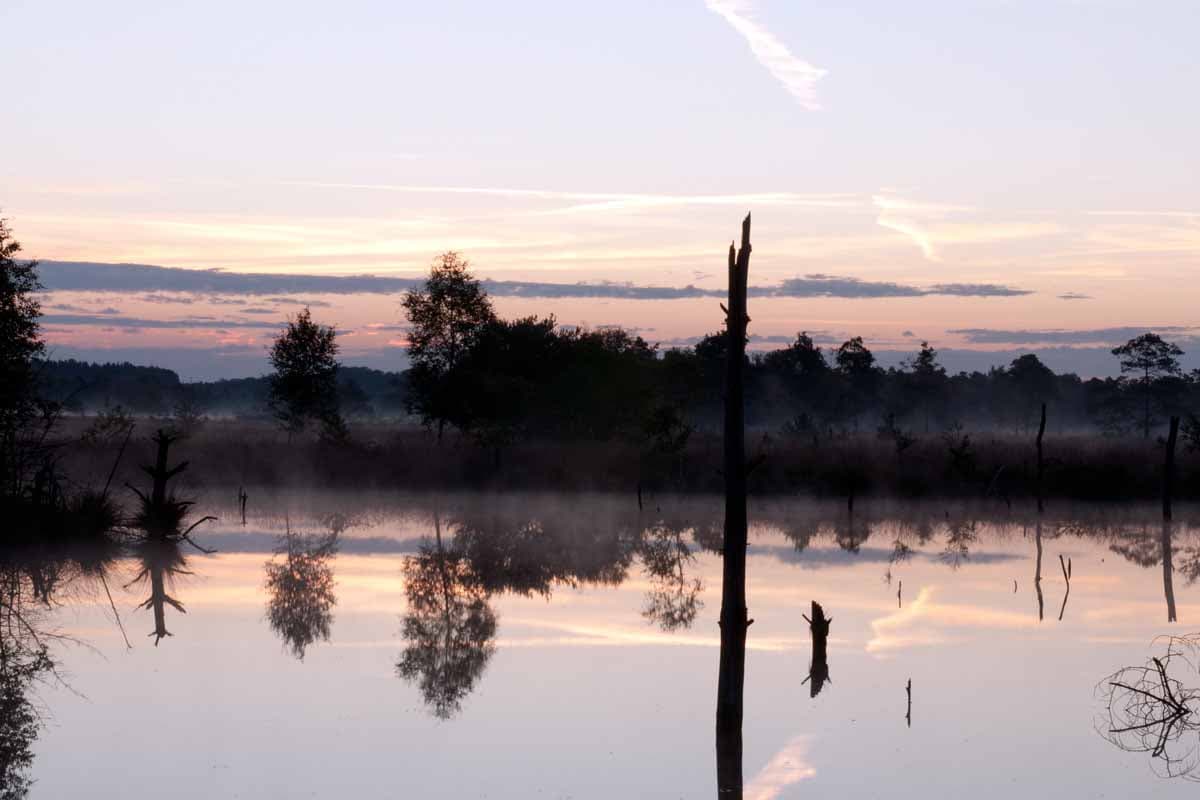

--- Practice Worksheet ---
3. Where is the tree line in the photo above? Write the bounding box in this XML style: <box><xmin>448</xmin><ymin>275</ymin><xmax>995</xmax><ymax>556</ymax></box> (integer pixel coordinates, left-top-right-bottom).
<box><xmin>5</xmin><ymin>224</ymin><xmax>1200</xmax><ymax>460</ymax></box>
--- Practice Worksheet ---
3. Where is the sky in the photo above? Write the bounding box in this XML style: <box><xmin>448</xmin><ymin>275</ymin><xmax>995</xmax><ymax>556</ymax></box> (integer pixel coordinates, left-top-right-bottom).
<box><xmin>3</xmin><ymin>0</ymin><xmax>1198</xmax><ymax>379</ymax></box>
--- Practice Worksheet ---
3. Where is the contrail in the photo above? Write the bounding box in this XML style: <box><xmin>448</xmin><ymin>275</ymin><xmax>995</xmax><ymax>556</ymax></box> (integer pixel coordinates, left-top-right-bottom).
<box><xmin>705</xmin><ymin>0</ymin><xmax>827</xmax><ymax>110</ymax></box>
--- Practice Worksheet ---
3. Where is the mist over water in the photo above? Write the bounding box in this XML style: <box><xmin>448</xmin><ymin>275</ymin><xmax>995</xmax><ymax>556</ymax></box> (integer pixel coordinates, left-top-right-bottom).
<box><xmin>14</xmin><ymin>491</ymin><xmax>1200</xmax><ymax>798</ymax></box>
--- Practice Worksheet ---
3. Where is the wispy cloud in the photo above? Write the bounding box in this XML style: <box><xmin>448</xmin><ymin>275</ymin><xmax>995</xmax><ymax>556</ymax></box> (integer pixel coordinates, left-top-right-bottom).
<box><xmin>37</xmin><ymin>261</ymin><xmax>1033</xmax><ymax>300</ymax></box>
<box><xmin>872</xmin><ymin>194</ymin><xmax>970</xmax><ymax>262</ymax></box>
<box><xmin>42</xmin><ymin>313</ymin><xmax>281</xmax><ymax>331</ymax></box>
<box><xmin>949</xmin><ymin>326</ymin><xmax>1196</xmax><ymax>345</ymax></box>
<box><xmin>282</xmin><ymin>181</ymin><xmax>857</xmax><ymax>214</ymax></box>
<box><xmin>704</xmin><ymin>0</ymin><xmax>827</xmax><ymax>110</ymax></box>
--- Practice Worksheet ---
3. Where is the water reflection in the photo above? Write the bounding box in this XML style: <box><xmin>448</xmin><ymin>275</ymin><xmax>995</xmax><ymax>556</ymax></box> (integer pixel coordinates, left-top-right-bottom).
<box><xmin>1098</xmin><ymin>635</ymin><xmax>1200</xmax><ymax>781</ymax></box>
<box><xmin>396</xmin><ymin>505</ymin><xmax>645</xmax><ymax>718</ymax></box>
<box><xmin>639</xmin><ymin>522</ymin><xmax>704</xmax><ymax>632</ymax></box>
<box><xmin>0</xmin><ymin>563</ymin><xmax>63</xmax><ymax>798</ymax></box>
<box><xmin>802</xmin><ymin>602</ymin><xmax>832</xmax><ymax>698</ymax></box>
<box><xmin>264</xmin><ymin>529</ymin><xmax>339</xmax><ymax>660</ymax></box>
<box><xmin>12</xmin><ymin>494</ymin><xmax>1200</xmax><ymax>797</ymax></box>
<box><xmin>1163</xmin><ymin>520</ymin><xmax>1178</xmax><ymax>624</ymax></box>
<box><xmin>128</xmin><ymin>539</ymin><xmax>189</xmax><ymax>645</ymax></box>
<box><xmin>396</xmin><ymin>513</ymin><xmax>497</xmax><ymax>720</ymax></box>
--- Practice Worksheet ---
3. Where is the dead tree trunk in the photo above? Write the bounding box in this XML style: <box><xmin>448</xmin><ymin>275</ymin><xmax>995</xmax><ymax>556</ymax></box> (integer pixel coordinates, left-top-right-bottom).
<box><xmin>1035</xmin><ymin>403</ymin><xmax>1046</xmax><ymax>514</ymax></box>
<box><xmin>803</xmin><ymin>601</ymin><xmax>831</xmax><ymax>698</ymax></box>
<box><xmin>716</xmin><ymin>214</ymin><xmax>752</xmax><ymax>793</ymax></box>
<box><xmin>144</xmin><ymin>430</ymin><xmax>188</xmax><ymax>508</ymax></box>
<box><xmin>1164</xmin><ymin>415</ymin><xmax>1179</xmax><ymax>522</ymax></box>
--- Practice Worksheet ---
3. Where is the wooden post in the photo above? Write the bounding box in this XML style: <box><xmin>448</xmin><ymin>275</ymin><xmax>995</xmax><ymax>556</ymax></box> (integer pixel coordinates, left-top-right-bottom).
<box><xmin>716</xmin><ymin>215</ymin><xmax>752</xmax><ymax>764</ymax></box>
<box><xmin>802</xmin><ymin>601</ymin><xmax>831</xmax><ymax>698</ymax></box>
<box><xmin>1035</xmin><ymin>403</ymin><xmax>1046</xmax><ymax>514</ymax></box>
<box><xmin>239</xmin><ymin>487</ymin><xmax>248</xmax><ymax>525</ymax></box>
<box><xmin>905</xmin><ymin>679</ymin><xmax>912</xmax><ymax>728</ymax></box>
<box><xmin>1164</xmin><ymin>415</ymin><xmax>1179</xmax><ymax>522</ymax></box>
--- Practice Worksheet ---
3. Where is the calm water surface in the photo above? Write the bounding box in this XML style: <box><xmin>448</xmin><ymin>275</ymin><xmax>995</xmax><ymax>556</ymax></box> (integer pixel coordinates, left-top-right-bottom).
<box><xmin>15</xmin><ymin>492</ymin><xmax>1200</xmax><ymax>798</ymax></box>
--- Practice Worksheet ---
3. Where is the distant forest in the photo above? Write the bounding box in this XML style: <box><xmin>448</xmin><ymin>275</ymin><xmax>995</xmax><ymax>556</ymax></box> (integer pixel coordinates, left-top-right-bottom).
<box><xmin>37</xmin><ymin>319</ymin><xmax>1199</xmax><ymax>445</ymax></box>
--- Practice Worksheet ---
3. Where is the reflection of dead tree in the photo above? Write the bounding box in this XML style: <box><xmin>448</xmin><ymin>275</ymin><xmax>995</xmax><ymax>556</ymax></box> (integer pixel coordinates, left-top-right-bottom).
<box><xmin>264</xmin><ymin>530</ymin><xmax>338</xmax><ymax>661</ymax></box>
<box><xmin>905</xmin><ymin>679</ymin><xmax>912</xmax><ymax>728</ymax></box>
<box><xmin>716</xmin><ymin>725</ymin><xmax>742</xmax><ymax>799</ymax></box>
<box><xmin>1057</xmin><ymin>554</ymin><xmax>1072</xmax><ymax>622</ymax></box>
<box><xmin>801</xmin><ymin>602</ymin><xmax>831</xmax><ymax>698</ymax></box>
<box><xmin>1162</xmin><ymin>521</ymin><xmax>1177</xmax><ymax>624</ymax></box>
<box><xmin>1034</xmin><ymin>521</ymin><xmax>1044</xmax><ymax>621</ymax></box>
<box><xmin>126</xmin><ymin>539</ymin><xmax>190</xmax><ymax>645</ymax></box>
<box><xmin>1097</xmin><ymin>635</ymin><xmax>1200</xmax><ymax>781</ymax></box>
<box><xmin>639</xmin><ymin>523</ymin><xmax>703</xmax><ymax>632</ymax></box>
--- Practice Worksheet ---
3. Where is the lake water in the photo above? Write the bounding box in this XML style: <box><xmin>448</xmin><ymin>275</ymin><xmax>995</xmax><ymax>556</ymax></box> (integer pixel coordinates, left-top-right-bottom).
<box><xmin>12</xmin><ymin>491</ymin><xmax>1200</xmax><ymax>798</ymax></box>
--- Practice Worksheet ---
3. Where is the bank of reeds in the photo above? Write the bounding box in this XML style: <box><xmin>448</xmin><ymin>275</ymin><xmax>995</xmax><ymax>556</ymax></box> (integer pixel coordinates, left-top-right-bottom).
<box><xmin>46</xmin><ymin>417</ymin><xmax>1200</xmax><ymax>504</ymax></box>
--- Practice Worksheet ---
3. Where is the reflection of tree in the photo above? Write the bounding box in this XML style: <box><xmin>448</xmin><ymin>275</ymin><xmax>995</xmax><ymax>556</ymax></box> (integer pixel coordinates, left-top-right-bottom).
<box><xmin>396</xmin><ymin>516</ymin><xmax>496</xmax><ymax>720</ymax></box>
<box><xmin>940</xmin><ymin>519</ymin><xmax>977</xmax><ymax>569</ymax></box>
<box><xmin>884</xmin><ymin>537</ymin><xmax>912</xmax><ymax>587</ymax></box>
<box><xmin>834</xmin><ymin>513</ymin><xmax>870</xmax><ymax>553</ymax></box>
<box><xmin>1109</xmin><ymin>525</ymin><xmax>1161</xmax><ymax>568</ymax></box>
<box><xmin>1108</xmin><ymin>523</ymin><xmax>1178</xmax><ymax>623</ymax></box>
<box><xmin>264</xmin><ymin>531</ymin><xmax>338</xmax><ymax>661</ymax></box>
<box><xmin>0</xmin><ymin>570</ymin><xmax>57</xmax><ymax>799</ymax></box>
<box><xmin>127</xmin><ymin>539</ymin><xmax>190</xmax><ymax>645</ymax></box>
<box><xmin>638</xmin><ymin>523</ymin><xmax>703</xmax><ymax>632</ymax></box>
<box><xmin>1098</xmin><ymin>635</ymin><xmax>1200</xmax><ymax>781</ymax></box>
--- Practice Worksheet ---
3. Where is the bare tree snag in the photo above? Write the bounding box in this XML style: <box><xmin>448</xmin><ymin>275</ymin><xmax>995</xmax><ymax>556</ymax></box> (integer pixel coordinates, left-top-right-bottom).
<box><xmin>1036</xmin><ymin>403</ymin><xmax>1046</xmax><ymax>514</ymax></box>
<box><xmin>716</xmin><ymin>214</ymin><xmax>752</xmax><ymax>795</ymax></box>
<box><xmin>1164</xmin><ymin>415</ymin><xmax>1179</xmax><ymax>522</ymax></box>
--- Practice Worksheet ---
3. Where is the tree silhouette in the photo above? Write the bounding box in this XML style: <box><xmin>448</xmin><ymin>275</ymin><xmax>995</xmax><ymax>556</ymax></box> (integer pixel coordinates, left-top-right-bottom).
<box><xmin>401</xmin><ymin>252</ymin><xmax>496</xmax><ymax>440</ymax></box>
<box><xmin>396</xmin><ymin>516</ymin><xmax>496</xmax><ymax>719</ymax></box>
<box><xmin>267</xmin><ymin>307</ymin><xmax>346</xmax><ymax>441</ymax></box>
<box><xmin>834</xmin><ymin>336</ymin><xmax>878</xmax><ymax>431</ymax></box>
<box><xmin>904</xmin><ymin>341</ymin><xmax>947</xmax><ymax>432</ymax></box>
<box><xmin>0</xmin><ymin>218</ymin><xmax>45</xmax><ymax>499</ymax></box>
<box><xmin>1112</xmin><ymin>333</ymin><xmax>1185</xmax><ymax>439</ymax></box>
<box><xmin>264</xmin><ymin>530</ymin><xmax>338</xmax><ymax>661</ymax></box>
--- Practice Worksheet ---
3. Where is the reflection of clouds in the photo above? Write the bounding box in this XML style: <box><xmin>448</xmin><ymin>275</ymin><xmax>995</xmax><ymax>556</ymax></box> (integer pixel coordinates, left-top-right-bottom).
<box><xmin>745</xmin><ymin>735</ymin><xmax>817</xmax><ymax>800</ymax></box>
<box><xmin>867</xmin><ymin>586</ymin><xmax>1037</xmax><ymax>655</ymax></box>
<box><xmin>502</xmin><ymin>617</ymin><xmax>806</xmax><ymax>652</ymax></box>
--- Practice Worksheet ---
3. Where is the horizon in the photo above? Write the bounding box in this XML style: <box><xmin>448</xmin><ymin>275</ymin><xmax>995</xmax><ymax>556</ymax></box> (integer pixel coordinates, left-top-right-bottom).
<box><xmin>4</xmin><ymin>1</ymin><xmax>1198</xmax><ymax>380</ymax></box>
